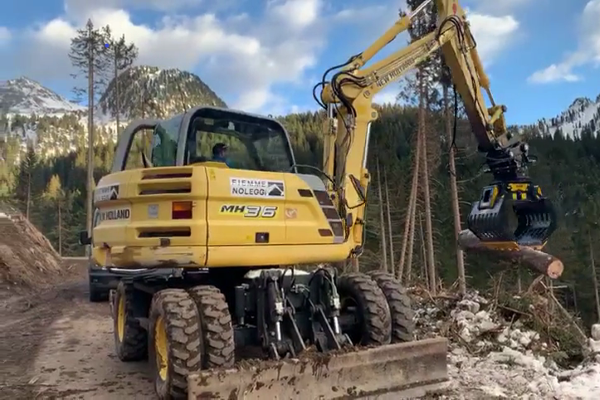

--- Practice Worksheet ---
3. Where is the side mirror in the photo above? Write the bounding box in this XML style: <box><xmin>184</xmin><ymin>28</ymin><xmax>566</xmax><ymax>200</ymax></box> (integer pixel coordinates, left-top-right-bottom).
<box><xmin>79</xmin><ymin>230</ymin><xmax>91</xmax><ymax>246</ymax></box>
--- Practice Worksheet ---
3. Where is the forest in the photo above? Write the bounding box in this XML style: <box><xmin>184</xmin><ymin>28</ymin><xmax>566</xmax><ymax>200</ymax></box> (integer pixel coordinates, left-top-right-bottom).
<box><xmin>3</xmin><ymin>104</ymin><xmax>600</xmax><ymax>325</ymax></box>
<box><xmin>2</xmin><ymin>0</ymin><xmax>600</xmax><ymax>333</ymax></box>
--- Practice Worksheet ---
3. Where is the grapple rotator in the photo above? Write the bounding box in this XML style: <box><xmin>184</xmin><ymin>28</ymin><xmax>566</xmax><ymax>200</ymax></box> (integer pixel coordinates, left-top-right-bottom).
<box><xmin>467</xmin><ymin>180</ymin><xmax>557</xmax><ymax>250</ymax></box>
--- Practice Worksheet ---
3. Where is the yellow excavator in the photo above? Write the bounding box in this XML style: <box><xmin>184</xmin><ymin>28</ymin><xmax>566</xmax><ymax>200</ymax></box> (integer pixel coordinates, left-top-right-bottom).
<box><xmin>81</xmin><ymin>0</ymin><xmax>557</xmax><ymax>398</ymax></box>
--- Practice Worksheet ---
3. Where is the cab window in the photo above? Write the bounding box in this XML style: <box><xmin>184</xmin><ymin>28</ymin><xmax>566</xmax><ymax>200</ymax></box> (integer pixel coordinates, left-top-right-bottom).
<box><xmin>151</xmin><ymin>115</ymin><xmax>182</xmax><ymax>167</ymax></box>
<box><xmin>124</xmin><ymin>129</ymin><xmax>153</xmax><ymax>170</ymax></box>
<box><xmin>184</xmin><ymin>109</ymin><xmax>293</xmax><ymax>172</ymax></box>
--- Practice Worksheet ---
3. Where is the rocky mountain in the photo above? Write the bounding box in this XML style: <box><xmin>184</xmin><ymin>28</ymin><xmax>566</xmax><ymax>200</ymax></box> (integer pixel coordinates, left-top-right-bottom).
<box><xmin>536</xmin><ymin>96</ymin><xmax>600</xmax><ymax>139</ymax></box>
<box><xmin>0</xmin><ymin>77</ymin><xmax>85</xmax><ymax>115</ymax></box>
<box><xmin>1</xmin><ymin>65</ymin><xmax>599</xmax><ymax>164</ymax></box>
<box><xmin>0</xmin><ymin>66</ymin><xmax>226</xmax><ymax>161</ymax></box>
<box><xmin>98</xmin><ymin>66</ymin><xmax>226</xmax><ymax>122</ymax></box>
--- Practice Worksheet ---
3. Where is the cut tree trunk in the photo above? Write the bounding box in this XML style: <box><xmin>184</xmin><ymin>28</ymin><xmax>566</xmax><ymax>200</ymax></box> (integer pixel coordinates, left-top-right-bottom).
<box><xmin>457</xmin><ymin>229</ymin><xmax>564</xmax><ymax>279</ymax></box>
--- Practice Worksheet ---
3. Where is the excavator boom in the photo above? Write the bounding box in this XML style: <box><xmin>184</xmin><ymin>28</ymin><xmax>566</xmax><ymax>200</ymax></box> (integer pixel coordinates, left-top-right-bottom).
<box><xmin>317</xmin><ymin>0</ymin><xmax>556</xmax><ymax>252</ymax></box>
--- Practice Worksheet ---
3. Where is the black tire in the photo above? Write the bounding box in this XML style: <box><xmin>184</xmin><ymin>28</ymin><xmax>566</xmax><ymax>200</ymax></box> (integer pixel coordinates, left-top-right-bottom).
<box><xmin>187</xmin><ymin>285</ymin><xmax>235</xmax><ymax>369</ymax></box>
<box><xmin>113</xmin><ymin>281</ymin><xmax>147</xmax><ymax>361</ymax></box>
<box><xmin>337</xmin><ymin>272</ymin><xmax>392</xmax><ymax>346</ymax></box>
<box><xmin>89</xmin><ymin>281</ymin><xmax>107</xmax><ymax>302</ymax></box>
<box><xmin>368</xmin><ymin>271</ymin><xmax>415</xmax><ymax>343</ymax></box>
<box><xmin>148</xmin><ymin>289</ymin><xmax>202</xmax><ymax>400</ymax></box>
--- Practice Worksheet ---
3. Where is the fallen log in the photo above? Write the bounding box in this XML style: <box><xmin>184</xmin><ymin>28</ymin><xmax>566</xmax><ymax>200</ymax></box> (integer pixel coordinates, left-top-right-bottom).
<box><xmin>457</xmin><ymin>229</ymin><xmax>563</xmax><ymax>279</ymax></box>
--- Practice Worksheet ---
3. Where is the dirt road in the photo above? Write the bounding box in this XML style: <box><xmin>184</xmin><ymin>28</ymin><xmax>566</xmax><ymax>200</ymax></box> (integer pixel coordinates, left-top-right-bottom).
<box><xmin>0</xmin><ymin>259</ymin><xmax>155</xmax><ymax>400</ymax></box>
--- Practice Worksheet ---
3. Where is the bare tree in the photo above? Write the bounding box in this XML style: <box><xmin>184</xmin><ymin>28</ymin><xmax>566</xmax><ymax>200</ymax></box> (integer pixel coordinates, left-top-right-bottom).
<box><xmin>418</xmin><ymin>212</ymin><xmax>427</xmax><ymax>283</ymax></box>
<box><xmin>405</xmin><ymin>199</ymin><xmax>417</xmax><ymax>283</ymax></box>
<box><xmin>397</xmin><ymin>132</ymin><xmax>421</xmax><ymax>281</ymax></box>
<box><xmin>69</xmin><ymin>19</ymin><xmax>111</xmax><ymax>233</ymax></box>
<box><xmin>443</xmin><ymin>80</ymin><xmax>466</xmax><ymax>295</ymax></box>
<box><xmin>376</xmin><ymin>159</ymin><xmax>388</xmax><ymax>271</ymax></box>
<box><xmin>384</xmin><ymin>168</ymin><xmax>395</xmax><ymax>271</ymax></box>
<box><xmin>418</xmin><ymin>71</ymin><xmax>437</xmax><ymax>294</ymax></box>
<box><xmin>102</xmin><ymin>27</ymin><xmax>139</xmax><ymax>134</ymax></box>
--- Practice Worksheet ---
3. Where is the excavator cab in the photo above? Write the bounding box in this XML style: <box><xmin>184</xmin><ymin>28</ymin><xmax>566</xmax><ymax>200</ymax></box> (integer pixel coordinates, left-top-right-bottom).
<box><xmin>146</xmin><ymin>107</ymin><xmax>296</xmax><ymax>173</ymax></box>
<box><xmin>467</xmin><ymin>181</ymin><xmax>557</xmax><ymax>250</ymax></box>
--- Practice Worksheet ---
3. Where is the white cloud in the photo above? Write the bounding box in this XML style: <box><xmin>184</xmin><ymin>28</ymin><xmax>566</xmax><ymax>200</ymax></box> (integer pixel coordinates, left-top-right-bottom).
<box><xmin>268</xmin><ymin>0</ymin><xmax>318</xmax><ymax>30</ymax></box>
<box><xmin>373</xmin><ymin>88</ymin><xmax>399</xmax><ymax>105</ymax></box>
<box><xmin>0</xmin><ymin>27</ymin><xmax>10</xmax><ymax>45</ymax></box>
<box><xmin>528</xmin><ymin>59</ymin><xmax>583</xmax><ymax>84</ymax></box>
<box><xmin>465</xmin><ymin>0</ymin><xmax>532</xmax><ymax>15</ymax></box>
<box><xmin>528</xmin><ymin>0</ymin><xmax>600</xmax><ymax>84</ymax></box>
<box><xmin>3</xmin><ymin>0</ymin><xmax>526</xmax><ymax>115</ymax></box>
<box><xmin>15</xmin><ymin>0</ymin><xmax>326</xmax><ymax>113</ymax></box>
<box><xmin>65</xmin><ymin>0</ymin><xmax>204</xmax><ymax>15</ymax></box>
<box><xmin>467</xmin><ymin>13</ymin><xmax>519</xmax><ymax>65</ymax></box>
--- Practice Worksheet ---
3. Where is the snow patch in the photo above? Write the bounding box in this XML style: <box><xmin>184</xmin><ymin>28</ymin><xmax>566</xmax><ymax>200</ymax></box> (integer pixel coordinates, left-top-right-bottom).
<box><xmin>414</xmin><ymin>290</ymin><xmax>600</xmax><ymax>398</ymax></box>
<box><xmin>0</xmin><ymin>77</ymin><xmax>85</xmax><ymax>115</ymax></box>
<box><xmin>537</xmin><ymin>96</ymin><xmax>600</xmax><ymax>139</ymax></box>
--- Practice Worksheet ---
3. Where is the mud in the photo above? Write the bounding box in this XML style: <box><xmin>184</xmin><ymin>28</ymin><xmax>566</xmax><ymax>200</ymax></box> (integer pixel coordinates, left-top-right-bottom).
<box><xmin>0</xmin><ymin>258</ymin><xmax>450</xmax><ymax>400</ymax></box>
<box><xmin>0</xmin><ymin>259</ymin><xmax>155</xmax><ymax>400</ymax></box>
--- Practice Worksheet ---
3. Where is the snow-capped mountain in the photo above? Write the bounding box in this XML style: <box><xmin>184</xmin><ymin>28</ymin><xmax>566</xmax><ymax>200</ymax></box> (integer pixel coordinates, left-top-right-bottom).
<box><xmin>98</xmin><ymin>66</ymin><xmax>226</xmax><ymax>122</ymax></box>
<box><xmin>2</xmin><ymin>66</ymin><xmax>599</xmax><ymax>164</ymax></box>
<box><xmin>0</xmin><ymin>77</ymin><xmax>86</xmax><ymax>115</ymax></box>
<box><xmin>0</xmin><ymin>66</ymin><xmax>226</xmax><ymax>161</ymax></box>
<box><xmin>537</xmin><ymin>96</ymin><xmax>600</xmax><ymax>139</ymax></box>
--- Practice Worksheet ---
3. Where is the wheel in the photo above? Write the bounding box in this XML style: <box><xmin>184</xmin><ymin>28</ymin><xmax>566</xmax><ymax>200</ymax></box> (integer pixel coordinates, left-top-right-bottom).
<box><xmin>187</xmin><ymin>285</ymin><xmax>235</xmax><ymax>369</ymax></box>
<box><xmin>368</xmin><ymin>271</ymin><xmax>415</xmax><ymax>342</ymax></box>
<box><xmin>89</xmin><ymin>281</ymin><xmax>107</xmax><ymax>302</ymax></box>
<box><xmin>148</xmin><ymin>289</ymin><xmax>202</xmax><ymax>399</ymax></box>
<box><xmin>337</xmin><ymin>272</ymin><xmax>391</xmax><ymax>346</ymax></box>
<box><xmin>113</xmin><ymin>281</ymin><xmax>147</xmax><ymax>361</ymax></box>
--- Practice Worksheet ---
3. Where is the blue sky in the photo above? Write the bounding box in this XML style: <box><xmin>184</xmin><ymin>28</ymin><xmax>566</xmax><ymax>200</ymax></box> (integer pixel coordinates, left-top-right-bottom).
<box><xmin>0</xmin><ymin>0</ymin><xmax>599</xmax><ymax>125</ymax></box>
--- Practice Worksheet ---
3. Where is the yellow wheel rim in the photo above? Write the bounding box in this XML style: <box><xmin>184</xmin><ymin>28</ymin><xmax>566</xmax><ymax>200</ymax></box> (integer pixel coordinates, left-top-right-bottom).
<box><xmin>154</xmin><ymin>315</ymin><xmax>168</xmax><ymax>381</ymax></box>
<box><xmin>117</xmin><ymin>295</ymin><xmax>125</xmax><ymax>342</ymax></box>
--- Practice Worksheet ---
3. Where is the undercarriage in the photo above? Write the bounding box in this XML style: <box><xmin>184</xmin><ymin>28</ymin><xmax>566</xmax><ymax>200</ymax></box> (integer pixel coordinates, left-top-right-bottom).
<box><xmin>109</xmin><ymin>265</ymin><xmax>444</xmax><ymax>399</ymax></box>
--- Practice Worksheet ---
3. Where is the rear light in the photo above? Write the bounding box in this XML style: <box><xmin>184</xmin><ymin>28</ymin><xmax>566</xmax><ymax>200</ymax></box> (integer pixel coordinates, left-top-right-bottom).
<box><xmin>172</xmin><ymin>201</ymin><xmax>193</xmax><ymax>219</ymax></box>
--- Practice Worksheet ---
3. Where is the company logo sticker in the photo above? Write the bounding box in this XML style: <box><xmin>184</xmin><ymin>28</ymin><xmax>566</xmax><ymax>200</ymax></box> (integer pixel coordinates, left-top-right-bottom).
<box><xmin>94</xmin><ymin>184</ymin><xmax>119</xmax><ymax>203</ymax></box>
<box><xmin>230</xmin><ymin>177</ymin><xmax>284</xmax><ymax>198</ymax></box>
<box><xmin>98</xmin><ymin>207</ymin><xmax>131</xmax><ymax>221</ymax></box>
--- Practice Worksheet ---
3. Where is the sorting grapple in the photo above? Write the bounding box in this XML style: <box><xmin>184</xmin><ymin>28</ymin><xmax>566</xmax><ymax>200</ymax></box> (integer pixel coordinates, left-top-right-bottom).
<box><xmin>467</xmin><ymin>180</ymin><xmax>557</xmax><ymax>250</ymax></box>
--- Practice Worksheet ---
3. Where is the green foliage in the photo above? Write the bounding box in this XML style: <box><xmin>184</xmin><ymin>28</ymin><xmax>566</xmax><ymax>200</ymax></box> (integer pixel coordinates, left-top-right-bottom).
<box><xmin>69</xmin><ymin>19</ymin><xmax>112</xmax><ymax>103</ymax></box>
<box><xmin>4</xmin><ymin>133</ymin><xmax>113</xmax><ymax>256</ymax></box>
<box><xmin>4</xmin><ymin>101</ymin><xmax>600</xmax><ymax>327</ymax></box>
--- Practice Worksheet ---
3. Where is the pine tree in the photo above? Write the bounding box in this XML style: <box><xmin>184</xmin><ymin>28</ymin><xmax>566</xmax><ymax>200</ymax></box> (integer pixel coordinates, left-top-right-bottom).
<box><xmin>43</xmin><ymin>175</ymin><xmax>65</xmax><ymax>255</ymax></box>
<box><xmin>13</xmin><ymin>145</ymin><xmax>39</xmax><ymax>220</ymax></box>
<box><xmin>68</xmin><ymin>19</ymin><xmax>111</xmax><ymax>233</ymax></box>
<box><xmin>102</xmin><ymin>26</ymin><xmax>139</xmax><ymax>135</ymax></box>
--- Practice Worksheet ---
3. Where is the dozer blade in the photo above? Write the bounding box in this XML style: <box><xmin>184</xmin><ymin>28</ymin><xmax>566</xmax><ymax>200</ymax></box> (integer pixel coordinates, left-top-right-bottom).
<box><xmin>187</xmin><ymin>338</ymin><xmax>448</xmax><ymax>400</ymax></box>
<box><xmin>467</xmin><ymin>189</ymin><xmax>557</xmax><ymax>249</ymax></box>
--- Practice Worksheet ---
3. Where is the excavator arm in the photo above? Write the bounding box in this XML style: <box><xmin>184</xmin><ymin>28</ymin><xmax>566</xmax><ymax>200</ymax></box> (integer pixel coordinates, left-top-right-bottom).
<box><xmin>317</xmin><ymin>0</ymin><xmax>556</xmax><ymax>254</ymax></box>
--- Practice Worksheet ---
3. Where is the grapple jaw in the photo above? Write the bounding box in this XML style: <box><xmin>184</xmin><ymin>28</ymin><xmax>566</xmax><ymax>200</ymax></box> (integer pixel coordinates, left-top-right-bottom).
<box><xmin>467</xmin><ymin>181</ymin><xmax>557</xmax><ymax>250</ymax></box>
